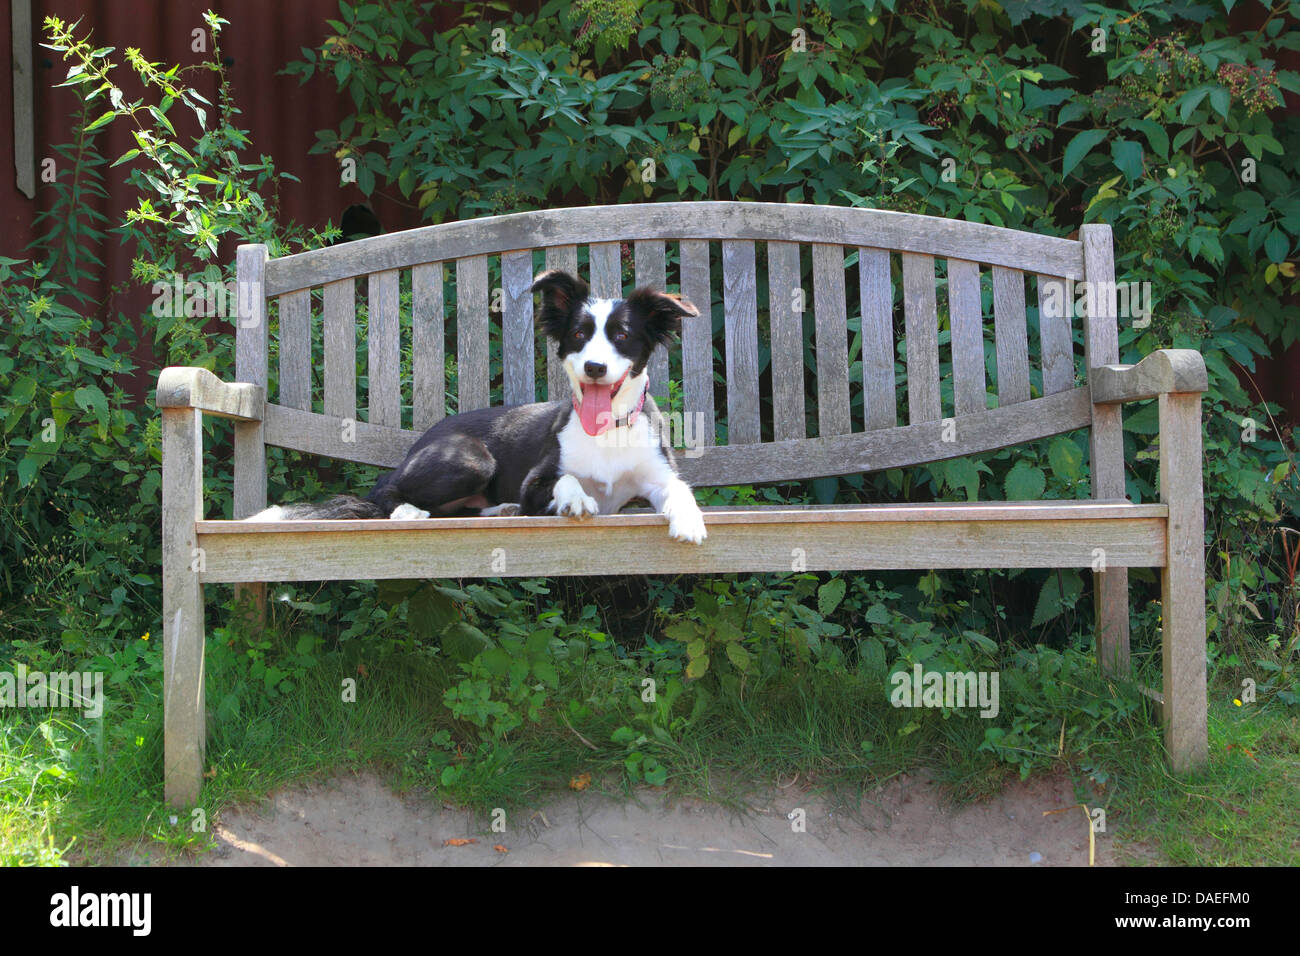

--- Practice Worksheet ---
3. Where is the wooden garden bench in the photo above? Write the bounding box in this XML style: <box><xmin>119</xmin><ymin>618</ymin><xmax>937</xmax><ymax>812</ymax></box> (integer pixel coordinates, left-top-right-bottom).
<box><xmin>157</xmin><ymin>202</ymin><xmax>1208</xmax><ymax>806</ymax></box>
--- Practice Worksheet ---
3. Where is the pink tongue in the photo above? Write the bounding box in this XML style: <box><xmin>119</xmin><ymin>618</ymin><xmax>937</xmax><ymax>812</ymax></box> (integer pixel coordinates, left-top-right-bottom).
<box><xmin>579</xmin><ymin>382</ymin><xmax>615</xmax><ymax>436</ymax></box>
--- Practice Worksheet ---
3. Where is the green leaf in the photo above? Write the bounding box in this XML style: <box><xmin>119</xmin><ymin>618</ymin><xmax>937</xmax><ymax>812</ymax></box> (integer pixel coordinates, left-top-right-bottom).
<box><xmin>441</xmin><ymin>622</ymin><xmax>492</xmax><ymax>662</ymax></box>
<box><xmin>1062</xmin><ymin>129</ymin><xmax>1108</xmax><ymax>177</ymax></box>
<box><xmin>1031</xmin><ymin>570</ymin><xmax>1083</xmax><ymax>627</ymax></box>
<box><xmin>1111</xmin><ymin>139</ymin><xmax>1144</xmax><ymax>180</ymax></box>
<box><xmin>1003</xmin><ymin>462</ymin><xmax>1046</xmax><ymax>500</ymax></box>
<box><xmin>1047</xmin><ymin>437</ymin><xmax>1083</xmax><ymax>483</ymax></box>
<box><xmin>817</xmin><ymin>577</ymin><xmax>846</xmax><ymax>616</ymax></box>
<box><xmin>685</xmin><ymin>655</ymin><xmax>710</xmax><ymax>679</ymax></box>
<box><xmin>725</xmin><ymin>642</ymin><xmax>751</xmax><ymax>673</ymax></box>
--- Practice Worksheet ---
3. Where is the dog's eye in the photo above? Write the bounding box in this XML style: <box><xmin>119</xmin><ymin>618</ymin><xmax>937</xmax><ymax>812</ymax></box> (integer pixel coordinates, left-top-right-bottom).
<box><xmin>612</xmin><ymin>330</ymin><xmax>626</xmax><ymax>341</ymax></box>
<box><xmin>572</xmin><ymin>330</ymin><xmax>586</xmax><ymax>341</ymax></box>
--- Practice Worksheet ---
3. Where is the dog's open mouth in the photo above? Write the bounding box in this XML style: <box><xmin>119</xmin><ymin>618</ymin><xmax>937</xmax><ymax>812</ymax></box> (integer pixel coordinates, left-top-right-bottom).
<box><xmin>575</xmin><ymin>370</ymin><xmax>629</xmax><ymax>436</ymax></box>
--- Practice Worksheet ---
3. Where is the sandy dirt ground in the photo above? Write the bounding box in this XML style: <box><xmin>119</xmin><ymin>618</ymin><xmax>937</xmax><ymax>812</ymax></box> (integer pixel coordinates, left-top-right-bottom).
<box><xmin>179</xmin><ymin>768</ymin><xmax>1133</xmax><ymax>867</ymax></box>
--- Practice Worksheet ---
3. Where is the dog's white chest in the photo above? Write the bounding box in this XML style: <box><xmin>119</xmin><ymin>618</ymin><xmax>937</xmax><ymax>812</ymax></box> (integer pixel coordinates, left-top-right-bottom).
<box><xmin>557</xmin><ymin>417</ymin><xmax>672</xmax><ymax>513</ymax></box>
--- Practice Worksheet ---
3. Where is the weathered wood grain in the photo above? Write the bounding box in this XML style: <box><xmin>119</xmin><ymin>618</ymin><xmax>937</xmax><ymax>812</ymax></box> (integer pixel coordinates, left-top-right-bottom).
<box><xmin>502</xmin><ymin>250</ymin><xmax>535</xmax><ymax>406</ymax></box>
<box><xmin>1081</xmin><ymin>223</ymin><xmax>1129</xmax><ymax>676</ymax></box>
<box><xmin>156</xmin><ymin>367</ymin><xmax>264</xmax><ymax>421</ymax></box>
<box><xmin>264</xmin><ymin>202</ymin><xmax>1085</xmax><ymax>295</ymax></box>
<box><xmin>902</xmin><ymin>253</ymin><xmax>941</xmax><ymax>424</ymax></box>
<box><xmin>635</xmin><ymin>240</ymin><xmax>669</xmax><ymax>399</ymax></box>
<box><xmin>859</xmin><ymin>248</ymin><xmax>896</xmax><ymax>430</ymax></box>
<box><xmin>947</xmin><ymin>258</ymin><xmax>985</xmax><ymax>417</ymax></box>
<box><xmin>456</xmin><ymin>255</ymin><xmax>490</xmax><ymax>412</ymax></box>
<box><xmin>196</xmin><ymin>504</ymin><xmax>1165</xmax><ymax>583</ymax></box>
<box><xmin>367</xmin><ymin>269</ymin><xmax>401</xmax><ymax>428</ymax></box>
<box><xmin>992</xmin><ymin>266</ymin><xmax>1030</xmax><ymax>406</ymax></box>
<box><xmin>323</xmin><ymin>278</ymin><xmax>357</xmax><ymax>421</ymax></box>
<box><xmin>161</xmin><ymin>406</ymin><xmax>204</xmax><ymax>807</ymax></box>
<box><xmin>813</xmin><ymin>244</ymin><xmax>851</xmax><ymax>437</ymax></box>
<box><xmin>545</xmin><ymin>245</ymin><xmax>578</xmax><ymax>401</ymax></box>
<box><xmin>768</xmin><ymin>241</ymin><xmax>805</xmax><ymax>441</ymax></box>
<box><xmin>277</xmin><ymin>290</ymin><xmax>312</xmax><ymax>411</ymax></box>
<box><xmin>722</xmin><ymin>240</ymin><xmax>760</xmax><ymax>444</ymax></box>
<box><xmin>680</xmin><ymin>240</ymin><xmax>715</xmax><ymax>448</ymax></box>
<box><xmin>1159</xmin><ymin>391</ymin><xmax>1208</xmax><ymax>772</ymax></box>
<box><xmin>1091</xmin><ymin>349</ymin><xmax>1208</xmax><ymax>404</ymax></box>
<box><xmin>589</xmin><ymin>241</ymin><xmax>622</xmax><ymax>299</ymax></box>
<box><xmin>1037</xmin><ymin>275</ymin><xmax>1075</xmax><ymax>396</ymax></box>
<box><xmin>411</xmin><ymin>263</ymin><xmax>444</xmax><ymax>427</ymax></box>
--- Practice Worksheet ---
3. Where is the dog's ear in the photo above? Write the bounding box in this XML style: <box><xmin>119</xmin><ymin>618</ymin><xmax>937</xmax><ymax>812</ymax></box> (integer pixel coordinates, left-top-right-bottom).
<box><xmin>531</xmin><ymin>270</ymin><xmax>590</xmax><ymax>339</ymax></box>
<box><xmin>625</xmin><ymin>288</ymin><xmax>699</xmax><ymax>348</ymax></box>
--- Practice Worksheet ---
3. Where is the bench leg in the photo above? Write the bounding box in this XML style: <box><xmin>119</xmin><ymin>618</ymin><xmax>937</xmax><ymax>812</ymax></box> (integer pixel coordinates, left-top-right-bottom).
<box><xmin>162</xmin><ymin>407</ymin><xmax>207</xmax><ymax>806</ymax></box>
<box><xmin>1159</xmin><ymin>392</ymin><xmax>1208</xmax><ymax>772</ymax></box>
<box><xmin>1095</xmin><ymin>568</ymin><xmax>1130</xmax><ymax>676</ymax></box>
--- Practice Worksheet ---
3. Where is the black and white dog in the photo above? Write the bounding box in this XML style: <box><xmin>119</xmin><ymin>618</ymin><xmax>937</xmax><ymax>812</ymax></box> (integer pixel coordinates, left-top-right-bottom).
<box><xmin>249</xmin><ymin>270</ymin><xmax>708</xmax><ymax>544</ymax></box>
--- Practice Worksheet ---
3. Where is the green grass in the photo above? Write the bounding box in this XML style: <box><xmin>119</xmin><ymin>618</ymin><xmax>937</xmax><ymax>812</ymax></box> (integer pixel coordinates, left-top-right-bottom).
<box><xmin>2</xmin><ymin>618</ymin><xmax>1297</xmax><ymax>866</ymax></box>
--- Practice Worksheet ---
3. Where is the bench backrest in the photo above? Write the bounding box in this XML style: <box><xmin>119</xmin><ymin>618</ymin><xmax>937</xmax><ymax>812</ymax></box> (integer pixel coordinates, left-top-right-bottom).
<box><xmin>232</xmin><ymin>202</ymin><xmax>1122</xmax><ymax>515</ymax></box>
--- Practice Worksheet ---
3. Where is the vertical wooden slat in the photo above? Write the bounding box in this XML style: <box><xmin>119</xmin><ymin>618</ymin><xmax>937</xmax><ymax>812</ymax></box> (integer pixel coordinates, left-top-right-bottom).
<box><xmin>233</xmin><ymin>245</ymin><xmax>268</xmax><ymax>627</ymax></box>
<box><xmin>812</xmin><ymin>243</ymin><xmax>851</xmax><ymax>437</ymax></box>
<box><xmin>1081</xmin><ymin>223</ymin><xmax>1129</xmax><ymax>677</ymax></box>
<box><xmin>367</xmin><ymin>269</ymin><xmax>401</xmax><ymax>427</ymax></box>
<box><xmin>721</xmin><ymin>240</ymin><xmax>760</xmax><ymax>444</ymax></box>
<box><xmin>768</xmin><ymin>241</ymin><xmax>804</xmax><ymax>442</ymax></box>
<box><xmin>901</xmin><ymin>253</ymin><xmax>941</xmax><ymax>424</ymax></box>
<box><xmin>411</xmin><ymin>264</ymin><xmax>444</xmax><ymax>428</ymax></box>
<box><xmin>635</xmin><ymin>240</ymin><xmax>669</xmax><ymax>399</ymax></box>
<box><xmin>1038</xmin><ymin>274</ymin><xmax>1075</xmax><ymax>396</ymax></box>
<box><xmin>457</xmin><ymin>255</ymin><xmax>490</xmax><ymax>412</ymax></box>
<box><xmin>992</xmin><ymin>266</ymin><xmax>1031</xmax><ymax>406</ymax></box>
<box><xmin>947</xmin><ymin>259</ymin><xmax>985</xmax><ymax>417</ymax></box>
<box><xmin>502</xmin><ymin>251</ymin><xmax>535</xmax><ymax>407</ymax></box>
<box><xmin>545</xmin><ymin>245</ymin><xmax>577</xmax><ymax>401</ymax></box>
<box><xmin>234</xmin><ymin>244</ymin><xmax>268</xmax><ymax>522</ymax></box>
<box><xmin>680</xmin><ymin>240</ymin><xmax>714</xmax><ymax>448</ymax></box>
<box><xmin>161</xmin><ymin>406</ymin><xmax>204</xmax><ymax>807</ymax></box>
<box><xmin>859</xmin><ymin>248</ymin><xmax>896</xmax><ymax>430</ymax></box>
<box><xmin>1160</xmin><ymin>391</ymin><xmax>1208</xmax><ymax>772</ymax></box>
<box><xmin>323</xmin><ymin>278</ymin><xmax>357</xmax><ymax>422</ymax></box>
<box><xmin>277</xmin><ymin>290</ymin><xmax>311</xmax><ymax>411</ymax></box>
<box><xmin>589</xmin><ymin>242</ymin><xmax>622</xmax><ymax>299</ymax></box>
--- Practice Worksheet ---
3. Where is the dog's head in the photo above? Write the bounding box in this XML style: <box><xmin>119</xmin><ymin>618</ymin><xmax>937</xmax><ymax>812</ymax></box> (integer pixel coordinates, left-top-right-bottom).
<box><xmin>531</xmin><ymin>270</ymin><xmax>698</xmax><ymax>435</ymax></box>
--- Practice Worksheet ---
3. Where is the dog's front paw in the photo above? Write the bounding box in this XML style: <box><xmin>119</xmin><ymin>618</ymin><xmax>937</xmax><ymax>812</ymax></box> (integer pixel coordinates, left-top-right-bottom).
<box><xmin>668</xmin><ymin>509</ymin><xmax>707</xmax><ymax>545</ymax></box>
<box><xmin>479</xmin><ymin>502</ymin><xmax>521</xmax><ymax>517</ymax></box>
<box><xmin>389</xmin><ymin>503</ymin><xmax>431</xmax><ymax>520</ymax></box>
<box><xmin>552</xmin><ymin>475</ymin><xmax>599</xmax><ymax>519</ymax></box>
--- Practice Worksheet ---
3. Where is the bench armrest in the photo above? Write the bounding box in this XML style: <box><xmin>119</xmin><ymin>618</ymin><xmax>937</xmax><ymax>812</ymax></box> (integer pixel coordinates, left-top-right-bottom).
<box><xmin>157</xmin><ymin>366</ymin><xmax>265</xmax><ymax>422</ymax></box>
<box><xmin>1090</xmin><ymin>349</ymin><xmax>1207</xmax><ymax>405</ymax></box>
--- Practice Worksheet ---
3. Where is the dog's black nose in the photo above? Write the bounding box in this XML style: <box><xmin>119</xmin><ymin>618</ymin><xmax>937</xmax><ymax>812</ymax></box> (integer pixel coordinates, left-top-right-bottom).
<box><xmin>584</xmin><ymin>361</ymin><xmax>607</xmax><ymax>379</ymax></box>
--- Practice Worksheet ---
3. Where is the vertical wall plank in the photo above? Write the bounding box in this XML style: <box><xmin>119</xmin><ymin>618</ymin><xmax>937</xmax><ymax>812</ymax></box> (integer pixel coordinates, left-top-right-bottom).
<box><xmin>323</xmin><ymin>278</ymin><xmax>357</xmax><ymax>422</ymax></box>
<box><xmin>901</xmin><ymin>253</ymin><xmax>941</xmax><ymax>424</ymax></box>
<box><xmin>545</xmin><ymin>245</ymin><xmax>578</xmax><ymax>401</ymax></box>
<box><xmin>457</xmin><ymin>255</ymin><xmax>490</xmax><ymax>412</ymax></box>
<box><xmin>768</xmin><ymin>241</ymin><xmax>804</xmax><ymax>442</ymax></box>
<box><xmin>1038</xmin><ymin>274</ymin><xmax>1075</xmax><ymax>395</ymax></box>
<box><xmin>812</xmin><ymin>243</ymin><xmax>851</xmax><ymax>437</ymax></box>
<box><xmin>992</xmin><ymin>266</ymin><xmax>1031</xmax><ymax>406</ymax></box>
<box><xmin>721</xmin><ymin>240</ymin><xmax>760</xmax><ymax>444</ymax></box>
<box><xmin>589</xmin><ymin>242</ymin><xmax>622</xmax><ymax>299</ymax></box>
<box><xmin>411</xmin><ymin>264</ymin><xmax>444</xmax><ymax>428</ymax></box>
<box><xmin>278</xmin><ymin>290</ymin><xmax>311</xmax><ymax>411</ymax></box>
<box><xmin>947</xmin><ymin>259</ymin><xmax>985</xmax><ymax>416</ymax></box>
<box><xmin>680</xmin><ymin>240</ymin><xmax>714</xmax><ymax>448</ymax></box>
<box><xmin>367</xmin><ymin>269</ymin><xmax>401</xmax><ymax>427</ymax></box>
<box><xmin>635</xmin><ymin>240</ymin><xmax>669</xmax><ymax>399</ymax></box>
<box><xmin>502</xmin><ymin>250</ymin><xmax>535</xmax><ymax>407</ymax></box>
<box><xmin>859</xmin><ymin>248</ymin><xmax>896</xmax><ymax>430</ymax></box>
